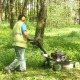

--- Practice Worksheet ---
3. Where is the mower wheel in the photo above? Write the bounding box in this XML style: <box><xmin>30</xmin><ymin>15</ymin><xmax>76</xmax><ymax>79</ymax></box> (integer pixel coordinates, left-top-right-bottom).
<box><xmin>52</xmin><ymin>62</ymin><xmax>62</xmax><ymax>71</ymax></box>
<box><xmin>74</xmin><ymin>62</ymin><xmax>80</xmax><ymax>68</ymax></box>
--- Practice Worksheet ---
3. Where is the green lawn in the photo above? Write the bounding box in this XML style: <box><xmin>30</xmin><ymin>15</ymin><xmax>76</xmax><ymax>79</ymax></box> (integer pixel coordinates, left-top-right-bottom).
<box><xmin>0</xmin><ymin>22</ymin><xmax>80</xmax><ymax>80</ymax></box>
<box><xmin>0</xmin><ymin>68</ymin><xmax>80</xmax><ymax>80</ymax></box>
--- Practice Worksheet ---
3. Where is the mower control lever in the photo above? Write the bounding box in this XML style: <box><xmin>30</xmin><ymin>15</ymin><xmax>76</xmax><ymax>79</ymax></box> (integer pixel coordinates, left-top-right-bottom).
<box><xmin>43</xmin><ymin>53</ymin><xmax>48</xmax><ymax>58</ymax></box>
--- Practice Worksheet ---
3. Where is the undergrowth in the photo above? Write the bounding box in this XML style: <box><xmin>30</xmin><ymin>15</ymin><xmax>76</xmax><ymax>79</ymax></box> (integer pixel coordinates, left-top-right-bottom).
<box><xmin>0</xmin><ymin>22</ymin><xmax>80</xmax><ymax>80</ymax></box>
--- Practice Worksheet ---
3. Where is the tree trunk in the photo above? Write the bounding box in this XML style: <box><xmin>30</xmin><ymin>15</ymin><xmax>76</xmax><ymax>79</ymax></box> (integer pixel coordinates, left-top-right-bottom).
<box><xmin>10</xmin><ymin>0</ymin><xmax>15</xmax><ymax>29</ymax></box>
<box><xmin>0</xmin><ymin>0</ymin><xmax>3</xmax><ymax>23</ymax></box>
<box><xmin>15</xmin><ymin>0</ymin><xmax>18</xmax><ymax>17</ymax></box>
<box><xmin>22</xmin><ymin>0</ymin><xmax>28</xmax><ymax>15</ymax></box>
<box><xmin>35</xmin><ymin>0</ymin><xmax>47</xmax><ymax>45</ymax></box>
<box><xmin>79</xmin><ymin>0</ymin><xmax>80</xmax><ymax>24</ymax></box>
<box><xmin>5</xmin><ymin>0</ymin><xmax>10</xmax><ymax>21</ymax></box>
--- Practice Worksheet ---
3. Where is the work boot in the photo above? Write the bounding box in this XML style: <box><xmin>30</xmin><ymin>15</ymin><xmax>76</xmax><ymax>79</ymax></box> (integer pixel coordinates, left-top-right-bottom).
<box><xmin>4</xmin><ymin>66</ymin><xmax>11</xmax><ymax>74</ymax></box>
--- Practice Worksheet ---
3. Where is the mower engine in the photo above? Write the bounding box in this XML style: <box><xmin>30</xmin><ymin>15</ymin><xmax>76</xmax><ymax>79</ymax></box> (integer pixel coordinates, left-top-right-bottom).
<box><xmin>51</xmin><ymin>51</ymin><xmax>67</xmax><ymax>62</ymax></box>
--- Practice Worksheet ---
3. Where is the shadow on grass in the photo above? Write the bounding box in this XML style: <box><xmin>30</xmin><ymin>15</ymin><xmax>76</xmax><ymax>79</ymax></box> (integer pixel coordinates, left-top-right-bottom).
<box><xmin>44</xmin><ymin>31</ymin><xmax>80</xmax><ymax>51</ymax></box>
<box><xmin>1</xmin><ymin>30</ymin><xmax>80</xmax><ymax>70</ymax></box>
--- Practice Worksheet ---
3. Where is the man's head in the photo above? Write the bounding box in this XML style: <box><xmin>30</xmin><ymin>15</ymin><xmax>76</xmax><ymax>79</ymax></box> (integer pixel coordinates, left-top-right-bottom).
<box><xmin>18</xmin><ymin>14</ymin><xmax>26</xmax><ymax>21</ymax></box>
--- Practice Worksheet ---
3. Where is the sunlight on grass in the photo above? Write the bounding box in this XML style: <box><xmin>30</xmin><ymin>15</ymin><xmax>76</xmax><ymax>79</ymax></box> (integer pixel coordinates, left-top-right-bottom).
<box><xmin>45</xmin><ymin>28</ymin><xmax>80</xmax><ymax>36</ymax></box>
<box><xmin>0</xmin><ymin>68</ymin><xmax>80</xmax><ymax>80</ymax></box>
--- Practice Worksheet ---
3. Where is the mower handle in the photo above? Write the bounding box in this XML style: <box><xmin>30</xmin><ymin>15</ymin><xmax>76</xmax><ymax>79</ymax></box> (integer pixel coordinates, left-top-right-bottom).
<box><xmin>30</xmin><ymin>40</ymin><xmax>53</xmax><ymax>61</ymax></box>
<box><xmin>30</xmin><ymin>39</ymin><xmax>47</xmax><ymax>54</ymax></box>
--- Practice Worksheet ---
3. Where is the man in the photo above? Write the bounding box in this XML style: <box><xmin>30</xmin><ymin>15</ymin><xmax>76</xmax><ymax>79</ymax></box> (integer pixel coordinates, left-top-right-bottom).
<box><xmin>5</xmin><ymin>14</ymin><xmax>32</xmax><ymax>73</ymax></box>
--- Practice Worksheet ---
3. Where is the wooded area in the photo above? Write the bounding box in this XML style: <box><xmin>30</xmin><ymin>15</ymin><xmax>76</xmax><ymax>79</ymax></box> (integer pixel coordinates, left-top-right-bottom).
<box><xmin>0</xmin><ymin>0</ymin><xmax>80</xmax><ymax>44</ymax></box>
<box><xmin>0</xmin><ymin>0</ymin><xmax>80</xmax><ymax>79</ymax></box>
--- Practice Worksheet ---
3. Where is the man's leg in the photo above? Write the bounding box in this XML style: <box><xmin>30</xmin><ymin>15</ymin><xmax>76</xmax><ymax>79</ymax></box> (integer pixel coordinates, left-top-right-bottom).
<box><xmin>19</xmin><ymin>47</ymin><xmax>26</xmax><ymax>71</ymax></box>
<box><xmin>8</xmin><ymin>46</ymin><xmax>26</xmax><ymax>71</ymax></box>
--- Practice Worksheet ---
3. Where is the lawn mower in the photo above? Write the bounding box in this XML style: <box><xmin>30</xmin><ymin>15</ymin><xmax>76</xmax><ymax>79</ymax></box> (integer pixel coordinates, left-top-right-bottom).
<box><xmin>31</xmin><ymin>40</ymin><xmax>80</xmax><ymax>71</ymax></box>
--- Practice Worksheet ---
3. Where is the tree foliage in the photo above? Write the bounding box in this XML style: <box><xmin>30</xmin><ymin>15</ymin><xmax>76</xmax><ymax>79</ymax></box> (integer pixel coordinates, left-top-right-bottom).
<box><xmin>47</xmin><ymin>0</ymin><xmax>73</xmax><ymax>28</ymax></box>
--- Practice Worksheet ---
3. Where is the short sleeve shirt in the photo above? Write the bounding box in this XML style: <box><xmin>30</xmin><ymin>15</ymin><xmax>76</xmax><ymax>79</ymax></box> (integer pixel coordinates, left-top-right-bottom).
<box><xmin>21</xmin><ymin>23</ymin><xmax>27</xmax><ymax>33</ymax></box>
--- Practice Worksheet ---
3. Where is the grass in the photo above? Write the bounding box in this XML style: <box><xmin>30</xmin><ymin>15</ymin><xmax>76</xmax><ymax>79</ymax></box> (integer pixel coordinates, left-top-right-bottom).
<box><xmin>0</xmin><ymin>22</ymin><xmax>80</xmax><ymax>80</ymax></box>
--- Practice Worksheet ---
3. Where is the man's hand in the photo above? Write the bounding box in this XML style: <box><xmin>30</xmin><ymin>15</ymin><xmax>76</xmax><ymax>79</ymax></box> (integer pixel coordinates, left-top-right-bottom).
<box><xmin>30</xmin><ymin>40</ymin><xmax>36</xmax><ymax>45</ymax></box>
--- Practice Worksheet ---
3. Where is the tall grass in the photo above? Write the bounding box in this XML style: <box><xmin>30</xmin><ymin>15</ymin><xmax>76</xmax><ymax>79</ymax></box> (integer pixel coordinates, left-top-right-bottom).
<box><xmin>0</xmin><ymin>22</ymin><xmax>80</xmax><ymax>70</ymax></box>
<box><xmin>0</xmin><ymin>22</ymin><xmax>80</xmax><ymax>80</ymax></box>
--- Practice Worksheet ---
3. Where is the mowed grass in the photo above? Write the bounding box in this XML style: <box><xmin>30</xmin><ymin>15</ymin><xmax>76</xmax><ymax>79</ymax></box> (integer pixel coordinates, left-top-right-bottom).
<box><xmin>0</xmin><ymin>22</ymin><xmax>80</xmax><ymax>80</ymax></box>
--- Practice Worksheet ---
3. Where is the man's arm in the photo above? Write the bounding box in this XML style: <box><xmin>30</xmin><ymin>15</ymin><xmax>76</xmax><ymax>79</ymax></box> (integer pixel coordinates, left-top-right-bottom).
<box><xmin>23</xmin><ymin>31</ymin><xmax>31</xmax><ymax>41</ymax></box>
<box><xmin>21</xmin><ymin>23</ymin><xmax>31</xmax><ymax>41</ymax></box>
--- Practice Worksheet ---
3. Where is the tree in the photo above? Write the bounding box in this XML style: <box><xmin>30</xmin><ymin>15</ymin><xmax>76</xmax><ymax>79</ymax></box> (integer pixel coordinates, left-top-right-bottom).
<box><xmin>78</xmin><ymin>0</ymin><xmax>80</xmax><ymax>24</ymax></box>
<box><xmin>4</xmin><ymin>0</ymin><xmax>10</xmax><ymax>21</ymax></box>
<box><xmin>0</xmin><ymin>0</ymin><xmax>3</xmax><ymax>23</ymax></box>
<box><xmin>22</xmin><ymin>0</ymin><xmax>28</xmax><ymax>15</ymax></box>
<box><xmin>10</xmin><ymin>0</ymin><xmax>16</xmax><ymax>29</ymax></box>
<box><xmin>34</xmin><ymin>0</ymin><xmax>47</xmax><ymax>45</ymax></box>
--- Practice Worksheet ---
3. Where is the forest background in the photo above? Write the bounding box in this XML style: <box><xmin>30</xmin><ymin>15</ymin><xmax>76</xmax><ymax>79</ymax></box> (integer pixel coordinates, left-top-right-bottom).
<box><xmin>0</xmin><ymin>0</ymin><xmax>80</xmax><ymax>80</ymax></box>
